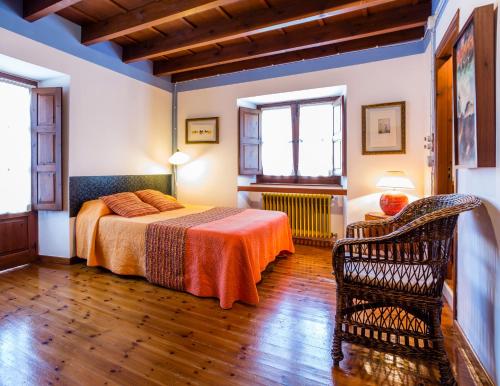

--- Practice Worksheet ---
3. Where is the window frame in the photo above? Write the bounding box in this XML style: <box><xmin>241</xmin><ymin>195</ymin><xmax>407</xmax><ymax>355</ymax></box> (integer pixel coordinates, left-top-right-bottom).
<box><xmin>0</xmin><ymin>78</ymin><xmax>33</xmax><ymax>215</ymax></box>
<box><xmin>0</xmin><ymin>71</ymin><xmax>37</xmax><ymax>88</ymax></box>
<box><xmin>0</xmin><ymin>72</ymin><xmax>63</xmax><ymax>212</ymax></box>
<box><xmin>256</xmin><ymin>96</ymin><xmax>345</xmax><ymax>185</ymax></box>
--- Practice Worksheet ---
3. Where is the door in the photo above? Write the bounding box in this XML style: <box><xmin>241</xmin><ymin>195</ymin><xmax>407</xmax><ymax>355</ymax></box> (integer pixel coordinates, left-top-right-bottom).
<box><xmin>434</xmin><ymin>10</ymin><xmax>459</xmax><ymax>316</ymax></box>
<box><xmin>435</xmin><ymin>57</ymin><xmax>455</xmax><ymax>195</ymax></box>
<box><xmin>435</xmin><ymin>57</ymin><xmax>456</xmax><ymax>285</ymax></box>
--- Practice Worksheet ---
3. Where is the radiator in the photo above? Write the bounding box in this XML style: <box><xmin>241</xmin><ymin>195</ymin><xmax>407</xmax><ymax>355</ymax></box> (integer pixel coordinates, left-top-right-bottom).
<box><xmin>262</xmin><ymin>193</ymin><xmax>333</xmax><ymax>246</ymax></box>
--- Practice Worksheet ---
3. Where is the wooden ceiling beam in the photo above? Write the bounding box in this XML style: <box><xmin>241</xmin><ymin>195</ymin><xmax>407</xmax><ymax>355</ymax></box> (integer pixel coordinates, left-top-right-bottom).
<box><xmin>123</xmin><ymin>0</ymin><xmax>399</xmax><ymax>63</ymax></box>
<box><xmin>171</xmin><ymin>27</ymin><xmax>425</xmax><ymax>83</ymax></box>
<box><xmin>81</xmin><ymin>0</ymin><xmax>237</xmax><ymax>45</ymax></box>
<box><xmin>154</xmin><ymin>3</ymin><xmax>430</xmax><ymax>76</ymax></box>
<box><xmin>24</xmin><ymin>0</ymin><xmax>82</xmax><ymax>22</ymax></box>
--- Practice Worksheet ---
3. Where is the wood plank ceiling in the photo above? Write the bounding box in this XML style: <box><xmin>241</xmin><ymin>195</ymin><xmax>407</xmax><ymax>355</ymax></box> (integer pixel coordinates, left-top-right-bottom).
<box><xmin>23</xmin><ymin>0</ymin><xmax>432</xmax><ymax>82</ymax></box>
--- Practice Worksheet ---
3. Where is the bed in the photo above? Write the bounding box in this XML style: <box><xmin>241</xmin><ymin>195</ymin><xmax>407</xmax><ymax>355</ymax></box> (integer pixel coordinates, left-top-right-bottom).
<box><xmin>75</xmin><ymin>198</ymin><xmax>294</xmax><ymax>309</ymax></box>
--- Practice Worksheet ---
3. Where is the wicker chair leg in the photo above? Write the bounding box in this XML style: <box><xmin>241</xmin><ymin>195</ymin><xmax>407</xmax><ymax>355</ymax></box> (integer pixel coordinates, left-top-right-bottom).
<box><xmin>332</xmin><ymin>329</ymin><xmax>343</xmax><ymax>366</ymax></box>
<box><xmin>438</xmin><ymin>360</ymin><xmax>457</xmax><ymax>386</ymax></box>
<box><xmin>332</xmin><ymin>292</ymin><xmax>345</xmax><ymax>366</ymax></box>
<box><xmin>431</xmin><ymin>311</ymin><xmax>456</xmax><ymax>385</ymax></box>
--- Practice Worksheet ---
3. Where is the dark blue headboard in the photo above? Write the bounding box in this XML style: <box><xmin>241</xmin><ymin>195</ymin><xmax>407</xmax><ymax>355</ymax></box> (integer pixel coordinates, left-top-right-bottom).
<box><xmin>69</xmin><ymin>174</ymin><xmax>172</xmax><ymax>217</ymax></box>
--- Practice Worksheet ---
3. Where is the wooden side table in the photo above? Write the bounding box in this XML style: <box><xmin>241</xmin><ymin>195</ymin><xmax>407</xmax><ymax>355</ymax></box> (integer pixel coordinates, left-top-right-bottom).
<box><xmin>364</xmin><ymin>212</ymin><xmax>392</xmax><ymax>238</ymax></box>
<box><xmin>365</xmin><ymin>212</ymin><xmax>391</xmax><ymax>221</ymax></box>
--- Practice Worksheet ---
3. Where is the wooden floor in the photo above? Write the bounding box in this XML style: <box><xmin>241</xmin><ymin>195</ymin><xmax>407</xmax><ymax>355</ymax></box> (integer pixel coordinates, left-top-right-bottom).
<box><xmin>0</xmin><ymin>245</ymin><xmax>483</xmax><ymax>385</ymax></box>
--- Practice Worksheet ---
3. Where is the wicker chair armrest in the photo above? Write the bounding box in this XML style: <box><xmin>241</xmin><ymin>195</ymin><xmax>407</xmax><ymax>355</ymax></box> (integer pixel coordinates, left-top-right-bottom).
<box><xmin>335</xmin><ymin>202</ymin><xmax>479</xmax><ymax>257</ymax></box>
<box><xmin>333</xmin><ymin>234</ymin><xmax>393</xmax><ymax>257</ymax></box>
<box><xmin>332</xmin><ymin>211</ymin><xmax>446</xmax><ymax>283</ymax></box>
<box><xmin>345</xmin><ymin>217</ymin><xmax>399</xmax><ymax>238</ymax></box>
<box><xmin>334</xmin><ymin>195</ymin><xmax>481</xmax><ymax>274</ymax></box>
<box><xmin>333</xmin><ymin>227</ymin><xmax>421</xmax><ymax>281</ymax></box>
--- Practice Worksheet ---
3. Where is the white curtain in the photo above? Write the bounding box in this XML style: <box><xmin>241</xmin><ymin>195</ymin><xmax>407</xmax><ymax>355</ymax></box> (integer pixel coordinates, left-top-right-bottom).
<box><xmin>0</xmin><ymin>81</ymin><xmax>31</xmax><ymax>214</ymax></box>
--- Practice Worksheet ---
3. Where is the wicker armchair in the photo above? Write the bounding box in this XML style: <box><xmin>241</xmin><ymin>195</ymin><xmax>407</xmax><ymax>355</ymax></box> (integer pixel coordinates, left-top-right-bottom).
<box><xmin>332</xmin><ymin>194</ymin><xmax>481</xmax><ymax>385</ymax></box>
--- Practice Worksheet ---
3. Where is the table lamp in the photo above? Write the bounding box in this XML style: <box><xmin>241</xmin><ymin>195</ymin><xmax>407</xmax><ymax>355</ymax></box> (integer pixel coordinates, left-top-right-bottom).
<box><xmin>376</xmin><ymin>171</ymin><xmax>415</xmax><ymax>216</ymax></box>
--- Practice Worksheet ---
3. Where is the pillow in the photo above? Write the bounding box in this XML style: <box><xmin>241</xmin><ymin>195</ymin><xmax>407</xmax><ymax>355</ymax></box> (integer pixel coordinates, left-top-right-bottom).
<box><xmin>100</xmin><ymin>192</ymin><xmax>159</xmax><ymax>218</ymax></box>
<box><xmin>135</xmin><ymin>189</ymin><xmax>184</xmax><ymax>212</ymax></box>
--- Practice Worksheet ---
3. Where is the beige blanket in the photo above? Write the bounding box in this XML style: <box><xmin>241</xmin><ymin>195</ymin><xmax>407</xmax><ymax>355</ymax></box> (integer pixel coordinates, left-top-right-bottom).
<box><xmin>76</xmin><ymin>199</ymin><xmax>213</xmax><ymax>276</ymax></box>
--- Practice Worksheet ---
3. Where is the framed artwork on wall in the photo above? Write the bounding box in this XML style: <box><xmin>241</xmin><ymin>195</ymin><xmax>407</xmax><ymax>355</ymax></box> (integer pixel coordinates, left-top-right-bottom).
<box><xmin>453</xmin><ymin>4</ymin><xmax>496</xmax><ymax>168</ymax></box>
<box><xmin>362</xmin><ymin>101</ymin><xmax>405</xmax><ymax>154</ymax></box>
<box><xmin>186</xmin><ymin>117</ymin><xmax>219</xmax><ymax>144</ymax></box>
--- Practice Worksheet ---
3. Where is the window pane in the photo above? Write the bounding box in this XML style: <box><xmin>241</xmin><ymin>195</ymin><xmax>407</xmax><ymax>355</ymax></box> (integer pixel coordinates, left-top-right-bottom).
<box><xmin>261</xmin><ymin>107</ymin><xmax>294</xmax><ymax>176</ymax></box>
<box><xmin>333</xmin><ymin>104</ymin><xmax>341</xmax><ymax>136</ymax></box>
<box><xmin>333</xmin><ymin>103</ymin><xmax>343</xmax><ymax>175</ymax></box>
<box><xmin>333</xmin><ymin>140</ymin><xmax>342</xmax><ymax>174</ymax></box>
<box><xmin>0</xmin><ymin>81</ymin><xmax>31</xmax><ymax>214</ymax></box>
<box><xmin>298</xmin><ymin>103</ymin><xmax>333</xmax><ymax>177</ymax></box>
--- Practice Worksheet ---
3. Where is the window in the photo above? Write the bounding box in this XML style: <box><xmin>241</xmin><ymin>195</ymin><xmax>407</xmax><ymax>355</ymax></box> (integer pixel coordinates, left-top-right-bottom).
<box><xmin>0</xmin><ymin>71</ymin><xmax>62</xmax><ymax>214</ymax></box>
<box><xmin>0</xmin><ymin>81</ymin><xmax>31</xmax><ymax>214</ymax></box>
<box><xmin>239</xmin><ymin>97</ymin><xmax>345</xmax><ymax>184</ymax></box>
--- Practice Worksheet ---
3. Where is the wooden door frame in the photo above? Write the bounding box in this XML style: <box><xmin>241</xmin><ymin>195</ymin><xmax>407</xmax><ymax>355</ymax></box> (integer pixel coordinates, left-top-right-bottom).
<box><xmin>0</xmin><ymin>74</ymin><xmax>39</xmax><ymax>271</ymax></box>
<box><xmin>434</xmin><ymin>10</ymin><xmax>459</xmax><ymax>193</ymax></box>
<box><xmin>434</xmin><ymin>10</ymin><xmax>459</xmax><ymax>319</ymax></box>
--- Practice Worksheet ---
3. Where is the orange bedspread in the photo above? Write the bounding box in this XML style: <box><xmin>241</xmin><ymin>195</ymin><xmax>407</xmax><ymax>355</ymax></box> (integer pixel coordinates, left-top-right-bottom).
<box><xmin>76</xmin><ymin>200</ymin><xmax>294</xmax><ymax>309</ymax></box>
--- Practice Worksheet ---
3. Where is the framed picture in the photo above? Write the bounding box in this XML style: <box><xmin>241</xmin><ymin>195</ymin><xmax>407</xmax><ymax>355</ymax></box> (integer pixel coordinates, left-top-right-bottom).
<box><xmin>453</xmin><ymin>5</ymin><xmax>496</xmax><ymax>168</ymax></box>
<box><xmin>362</xmin><ymin>101</ymin><xmax>405</xmax><ymax>154</ymax></box>
<box><xmin>186</xmin><ymin>117</ymin><xmax>219</xmax><ymax>144</ymax></box>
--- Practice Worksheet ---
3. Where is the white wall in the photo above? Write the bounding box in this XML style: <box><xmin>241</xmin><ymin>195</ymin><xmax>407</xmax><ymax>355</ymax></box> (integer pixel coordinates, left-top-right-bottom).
<box><xmin>0</xmin><ymin>27</ymin><xmax>172</xmax><ymax>258</ymax></box>
<box><xmin>434</xmin><ymin>1</ymin><xmax>500</xmax><ymax>383</ymax></box>
<box><xmin>176</xmin><ymin>53</ymin><xmax>431</xmax><ymax>233</ymax></box>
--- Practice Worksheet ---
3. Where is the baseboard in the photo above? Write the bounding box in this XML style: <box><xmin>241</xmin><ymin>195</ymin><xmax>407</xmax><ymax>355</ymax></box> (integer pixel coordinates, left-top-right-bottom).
<box><xmin>453</xmin><ymin>320</ymin><xmax>495</xmax><ymax>386</ymax></box>
<box><xmin>38</xmin><ymin>255</ymin><xmax>84</xmax><ymax>265</ymax></box>
<box><xmin>442</xmin><ymin>281</ymin><xmax>453</xmax><ymax>311</ymax></box>
<box><xmin>293</xmin><ymin>234</ymin><xmax>337</xmax><ymax>248</ymax></box>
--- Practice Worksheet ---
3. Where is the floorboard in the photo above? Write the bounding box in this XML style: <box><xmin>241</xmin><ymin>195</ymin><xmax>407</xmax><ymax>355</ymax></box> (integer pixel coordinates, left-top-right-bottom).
<box><xmin>0</xmin><ymin>245</ymin><xmax>482</xmax><ymax>385</ymax></box>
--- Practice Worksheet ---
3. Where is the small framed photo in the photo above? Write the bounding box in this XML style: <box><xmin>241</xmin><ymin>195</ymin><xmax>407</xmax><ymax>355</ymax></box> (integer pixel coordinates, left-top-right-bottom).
<box><xmin>186</xmin><ymin>117</ymin><xmax>219</xmax><ymax>144</ymax></box>
<box><xmin>362</xmin><ymin>101</ymin><xmax>406</xmax><ymax>154</ymax></box>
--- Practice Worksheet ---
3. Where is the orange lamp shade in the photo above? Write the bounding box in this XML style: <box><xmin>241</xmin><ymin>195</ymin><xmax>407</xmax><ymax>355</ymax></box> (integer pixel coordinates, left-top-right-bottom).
<box><xmin>379</xmin><ymin>192</ymin><xmax>409</xmax><ymax>216</ymax></box>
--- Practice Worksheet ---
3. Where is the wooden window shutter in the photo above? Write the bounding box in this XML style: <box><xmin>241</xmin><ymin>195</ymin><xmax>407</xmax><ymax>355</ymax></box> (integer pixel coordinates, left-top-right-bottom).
<box><xmin>31</xmin><ymin>88</ymin><xmax>62</xmax><ymax>211</ymax></box>
<box><xmin>332</xmin><ymin>96</ymin><xmax>346</xmax><ymax>177</ymax></box>
<box><xmin>238</xmin><ymin>107</ymin><xmax>262</xmax><ymax>175</ymax></box>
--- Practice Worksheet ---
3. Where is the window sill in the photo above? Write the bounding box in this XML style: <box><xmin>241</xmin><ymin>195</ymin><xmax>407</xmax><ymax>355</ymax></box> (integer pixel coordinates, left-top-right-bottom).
<box><xmin>237</xmin><ymin>183</ymin><xmax>347</xmax><ymax>195</ymax></box>
<box><xmin>0</xmin><ymin>211</ymin><xmax>33</xmax><ymax>220</ymax></box>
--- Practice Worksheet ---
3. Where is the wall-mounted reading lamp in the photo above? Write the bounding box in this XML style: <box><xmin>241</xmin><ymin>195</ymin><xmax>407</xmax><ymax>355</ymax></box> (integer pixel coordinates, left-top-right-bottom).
<box><xmin>168</xmin><ymin>149</ymin><xmax>190</xmax><ymax>197</ymax></box>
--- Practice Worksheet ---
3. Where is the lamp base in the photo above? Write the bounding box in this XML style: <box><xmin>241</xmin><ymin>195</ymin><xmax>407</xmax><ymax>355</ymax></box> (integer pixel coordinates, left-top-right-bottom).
<box><xmin>380</xmin><ymin>191</ymin><xmax>408</xmax><ymax>216</ymax></box>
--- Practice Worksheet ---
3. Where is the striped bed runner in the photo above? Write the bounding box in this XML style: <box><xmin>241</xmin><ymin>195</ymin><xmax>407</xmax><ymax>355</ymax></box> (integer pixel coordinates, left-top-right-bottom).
<box><xmin>145</xmin><ymin>207</ymin><xmax>244</xmax><ymax>290</ymax></box>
